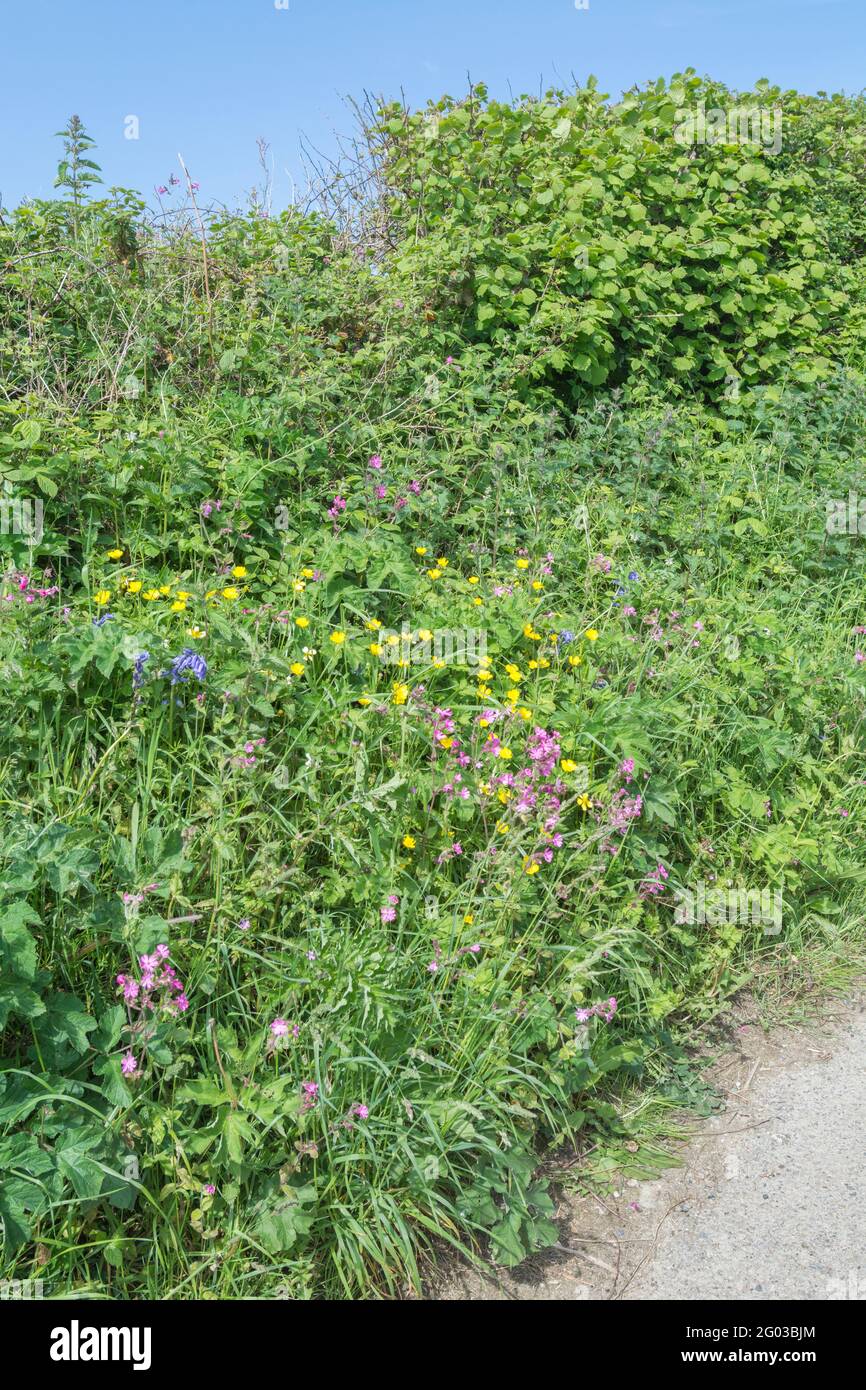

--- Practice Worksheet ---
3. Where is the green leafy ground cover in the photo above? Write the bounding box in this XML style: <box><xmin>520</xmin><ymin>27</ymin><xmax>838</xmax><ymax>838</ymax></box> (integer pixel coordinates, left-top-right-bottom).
<box><xmin>1</xmin><ymin>76</ymin><xmax>865</xmax><ymax>1298</ymax></box>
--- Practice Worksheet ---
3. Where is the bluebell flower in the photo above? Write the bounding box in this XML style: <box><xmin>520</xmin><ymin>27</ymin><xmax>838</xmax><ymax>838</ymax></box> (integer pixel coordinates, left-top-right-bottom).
<box><xmin>132</xmin><ymin>651</ymin><xmax>149</xmax><ymax>690</ymax></box>
<box><xmin>92</xmin><ymin>613</ymin><xmax>114</xmax><ymax>627</ymax></box>
<box><xmin>628</xmin><ymin>571</ymin><xmax>639</xmax><ymax>582</ymax></box>
<box><xmin>559</xmin><ymin>630</ymin><xmax>574</xmax><ymax>645</ymax></box>
<box><xmin>168</xmin><ymin>648</ymin><xmax>208</xmax><ymax>685</ymax></box>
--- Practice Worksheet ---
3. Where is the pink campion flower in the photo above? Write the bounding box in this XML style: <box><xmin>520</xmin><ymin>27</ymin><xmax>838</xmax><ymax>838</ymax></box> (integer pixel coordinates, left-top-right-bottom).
<box><xmin>855</xmin><ymin>651</ymin><xmax>865</xmax><ymax>664</ymax></box>
<box><xmin>368</xmin><ymin>454</ymin><xmax>383</xmax><ymax>470</ymax></box>
<box><xmin>380</xmin><ymin>905</ymin><xmax>396</xmax><ymax>923</ymax></box>
<box><xmin>121</xmin><ymin>1052</ymin><xmax>138</xmax><ymax>1076</ymax></box>
<box><xmin>355</xmin><ymin>1104</ymin><xmax>369</xmax><ymax>1120</ymax></box>
<box><xmin>575</xmin><ymin>1008</ymin><xmax>592</xmax><ymax>1024</ymax></box>
<box><xmin>427</xmin><ymin>961</ymin><xmax>439</xmax><ymax>973</ymax></box>
<box><xmin>203</xmin><ymin>1184</ymin><xmax>216</xmax><ymax>1196</ymax></box>
<box><xmin>302</xmin><ymin>1081</ymin><xmax>318</xmax><ymax>1096</ymax></box>
<box><xmin>408</xmin><ymin>480</ymin><xmax>422</xmax><ymax>494</ymax></box>
<box><xmin>374</xmin><ymin>484</ymin><xmax>387</xmax><ymax>499</ymax></box>
<box><xmin>270</xmin><ymin>1018</ymin><xmax>290</xmax><ymax>1037</ymax></box>
<box><xmin>619</xmin><ymin>757</ymin><xmax>635</xmax><ymax>782</ymax></box>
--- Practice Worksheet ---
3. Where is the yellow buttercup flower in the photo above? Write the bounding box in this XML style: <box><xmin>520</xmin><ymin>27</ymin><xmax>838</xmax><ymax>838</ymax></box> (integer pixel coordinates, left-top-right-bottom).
<box><xmin>143</xmin><ymin>589</ymin><xmax>160</xmax><ymax>601</ymax></box>
<box><xmin>415</xmin><ymin>546</ymin><xmax>427</xmax><ymax>555</ymax></box>
<box><xmin>498</xmin><ymin>747</ymin><xmax>513</xmax><ymax>760</ymax></box>
<box><xmin>568</xmin><ymin>654</ymin><xmax>583</xmax><ymax>667</ymax></box>
<box><xmin>158</xmin><ymin>585</ymin><xmax>172</xmax><ymax>596</ymax></box>
<box><xmin>561</xmin><ymin>759</ymin><xmax>578</xmax><ymax>773</ymax></box>
<box><xmin>330</xmin><ymin>631</ymin><xmax>346</xmax><ymax>645</ymax></box>
<box><xmin>464</xmin><ymin>913</ymin><xmax>474</xmax><ymax>925</ymax></box>
<box><xmin>577</xmin><ymin>794</ymin><xmax>593</xmax><ymax>811</ymax></box>
<box><xmin>496</xmin><ymin>820</ymin><xmax>509</xmax><ymax>834</ymax></box>
<box><xmin>418</xmin><ymin>628</ymin><xmax>433</xmax><ymax>641</ymax></box>
<box><xmin>222</xmin><ymin>587</ymin><xmax>239</xmax><ymax>600</ymax></box>
<box><xmin>532</xmin><ymin>581</ymin><xmax>544</xmax><ymax>591</ymax></box>
<box><xmin>436</xmin><ymin>557</ymin><xmax>448</xmax><ymax>567</ymax></box>
<box><xmin>438</xmin><ymin>735</ymin><xmax>454</xmax><ymax>749</ymax></box>
<box><xmin>302</xmin><ymin>568</ymin><xmax>315</xmax><ymax>579</ymax></box>
<box><xmin>357</xmin><ymin>696</ymin><xmax>372</xmax><ymax>706</ymax></box>
<box><xmin>427</xmin><ymin>568</ymin><xmax>442</xmax><ymax>580</ymax></box>
<box><xmin>106</xmin><ymin>549</ymin><xmax>123</xmax><ymax>560</ymax></box>
<box><xmin>296</xmin><ymin>617</ymin><xmax>309</xmax><ymax>628</ymax></box>
<box><xmin>290</xmin><ymin>662</ymin><xmax>305</xmax><ymax>676</ymax></box>
<box><xmin>127</xmin><ymin>580</ymin><xmax>142</xmax><ymax>594</ymax></box>
<box><xmin>94</xmin><ymin>589</ymin><xmax>111</xmax><ymax>605</ymax></box>
<box><xmin>392</xmin><ymin>683</ymin><xmax>409</xmax><ymax>705</ymax></box>
<box><xmin>369</xmin><ymin>643</ymin><xmax>382</xmax><ymax>656</ymax></box>
<box><xmin>524</xmin><ymin>859</ymin><xmax>540</xmax><ymax>875</ymax></box>
<box><xmin>518</xmin><ymin>707</ymin><xmax>532</xmax><ymax>721</ymax></box>
<box><xmin>468</xmin><ymin>576</ymin><xmax>479</xmax><ymax>585</ymax></box>
<box><xmin>516</xmin><ymin>558</ymin><xmax>530</xmax><ymax>570</ymax></box>
<box><xmin>231</xmin><ymin>566</ymin><xmax>247</xmax><ymax>579</ymax></box>
<box><xmin>477</xmin><ymin>669</ymin><xmax>492</xmax><ymax>682</ymax></box>
<box><xmin>170</xmin><ymin>600</ymin><xmax>187</xmax><ymax>613</ymax></box>
<box><xmin>585</xmin><ymin>629</ymin><xmax>599</xmax><ymax>641</ymax></box>
<box><xmin>366</xmin><ymin>618</ymin><xmax>381</xmax><ymax>631</ymax></box>
<box><xmin>506</xmin><ymin>687</ymin><xmax>520</xmax><ymax>702</ymax></box>
<box><xmin>472</xmin><ymin>597</ymin><xmax>483</xmax><ymax>606</ymax></box>
<box><xmin>402</xmin><ymin>835</ymin><xmax>416</xmax><ymax>850</ymax></box>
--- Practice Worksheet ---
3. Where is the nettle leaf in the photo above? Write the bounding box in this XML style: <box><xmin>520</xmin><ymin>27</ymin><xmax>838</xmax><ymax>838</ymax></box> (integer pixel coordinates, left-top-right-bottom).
<box><xmin>36</xmin><ymin>992</ymin><xmax>97</xmax><ymax>1055</ymax></box>
<box><xmin>0</xmin><ymin>980</ymin><xmax>46</xmax><ymax>1029</ymax></box>
<box><xmin>251</xmin><ymin>1187</ymin><xmax>316</xmax><ymax>1253</ymax></box>
<box><xmin>0</xmin><ymin>900</ymin><xmax>41</xmax><ymax>980</ymax></box>
<box><xmin>92</xmin><ymin>1054</ymin><xmax>134</xmax><ymax>1110</ymax></box>
<box><xmin>179</xmin><ymin>1077</ymin><xmax>234</xmax><ymax>1107</ymax></box>
<box><xmin>55</xmin><ymin>1143</ymin><xmax>106</xmax><ymax>1201</ymax></box>
<box><xmin>92</xmin><ymin>1004</ymin><xmax>125</xmax><ymax>1053</ymax></box>
<box><xmin>219</xmin><ymin>1110</ymin><xmax>253</xmax><ymax>1164</ymax></box>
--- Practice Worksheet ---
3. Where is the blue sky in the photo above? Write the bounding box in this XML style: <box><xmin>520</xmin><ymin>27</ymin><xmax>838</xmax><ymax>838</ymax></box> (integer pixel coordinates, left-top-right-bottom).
<box><xmin>2</xmin><ymin>0</ymin><xmax>862</xmax><ymax>211</ymax></box>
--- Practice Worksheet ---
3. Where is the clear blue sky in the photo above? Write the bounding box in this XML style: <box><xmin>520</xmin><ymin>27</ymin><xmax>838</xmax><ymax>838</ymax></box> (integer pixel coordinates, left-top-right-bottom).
<box><xmin>2</xmin><ymin>0</ymin><xmax>862</xmax><ymax>212</ymax></box>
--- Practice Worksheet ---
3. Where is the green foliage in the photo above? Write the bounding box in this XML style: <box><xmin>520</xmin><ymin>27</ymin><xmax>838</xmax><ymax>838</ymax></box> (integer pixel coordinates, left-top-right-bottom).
<box><xmin>1</xmin><ymin>81</ymin><xmax>865</xmax><ymax>1299</ymax></box>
